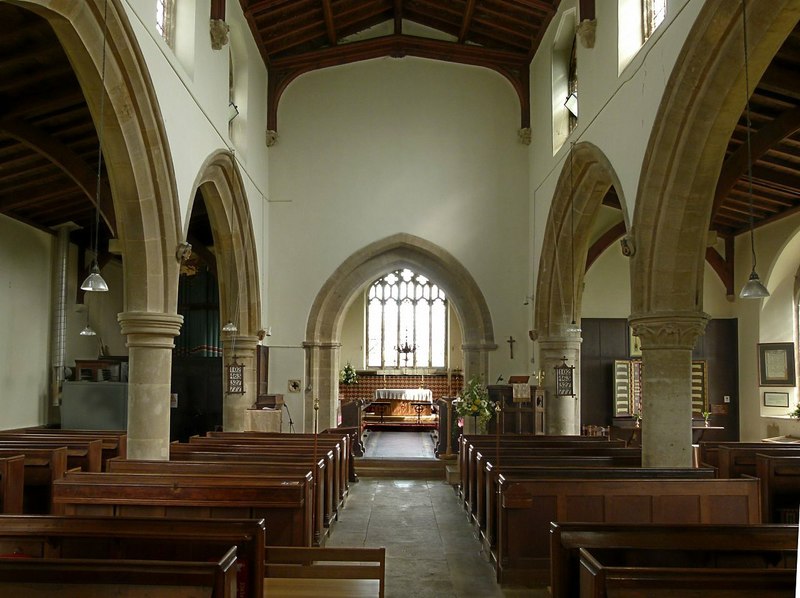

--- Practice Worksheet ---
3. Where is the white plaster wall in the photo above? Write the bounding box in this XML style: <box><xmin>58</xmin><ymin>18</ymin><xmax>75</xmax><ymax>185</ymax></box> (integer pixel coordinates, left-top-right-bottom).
<box><xmin>737</xmin><ymin>213</ymin><xmax>800</xmax><ymax>439</ymax></box>
<box><xmin>268</xmin><ymin>57</ymin><xmax>530</xmax><ymax>392</ymax></box>
<box><xmin>120</xmin><ymin>0</ymin><xmax>269</xmax><ymax>231</ymax></box>
<box><xmin>0</xmin><ymin>216</ymin><xmax>53</xmax><ymax>428</ymax></box>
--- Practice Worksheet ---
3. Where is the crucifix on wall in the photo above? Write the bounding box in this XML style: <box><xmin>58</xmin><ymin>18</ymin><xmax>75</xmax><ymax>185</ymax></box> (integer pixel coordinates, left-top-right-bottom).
<box><xmin>507</xmin><ymin>336</ymin><xmax>516</xmax><ymax>359</ymax></box>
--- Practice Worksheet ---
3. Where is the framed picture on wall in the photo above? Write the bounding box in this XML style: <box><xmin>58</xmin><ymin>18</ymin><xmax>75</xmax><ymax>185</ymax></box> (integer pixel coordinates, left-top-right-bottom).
<box><xmin>763</xmin><ymin>391</ymin><xmax>790</xmax><ymax>408</ymax></box>
<box><xmin>758</xmin><ymin>343</ymin><xmax>796</xmax><ymax>386</ymax></box>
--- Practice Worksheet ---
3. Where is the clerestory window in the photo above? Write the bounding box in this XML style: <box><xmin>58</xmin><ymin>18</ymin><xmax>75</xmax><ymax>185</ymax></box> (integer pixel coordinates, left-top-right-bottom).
<box><xmin>366</xmin><ymin>269</ymin><xmax>447</xmax><ymax>369</ymax></box>
<box><xmin>156</xmin><ymin>0</ymin><xmax>176</xmax><ymax>47</ymax></box>
<box><xmin>643</xmin><ymin>0</ymin><xmax>666</xmax><ymax>42</ymax></box>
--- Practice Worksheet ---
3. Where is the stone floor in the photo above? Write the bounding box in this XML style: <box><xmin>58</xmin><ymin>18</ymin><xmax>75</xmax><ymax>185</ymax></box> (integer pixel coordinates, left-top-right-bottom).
<box><xmin>363</xmin><ymin>430</ymin><xmax>436</xmax><ymax>458</ymax></box>
<box><xmin>328</xmin><ymin>431</ymin><xmax>547</xmax><ymax>597</ymax></box>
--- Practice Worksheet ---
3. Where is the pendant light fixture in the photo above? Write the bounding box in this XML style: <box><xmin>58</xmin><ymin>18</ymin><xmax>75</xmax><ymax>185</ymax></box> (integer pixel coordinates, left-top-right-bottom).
<box><xmin>81</xmin><ymin>0</ymin><xmax>110</xmax><ymax>293</ymax></box>
<box><xmin>566</xmin><ymin>142</ymin><xmax>582</xmax><ymax>334</ymax></box>
<box><xmin>738</xmin><ymin>0</ymin><xmax>769</xmax><ymax>300</ymax></box>
<box><xmin>79</xmin><ymin>303</ymin><xmax>96</xmax><ymax>336</ymax></box>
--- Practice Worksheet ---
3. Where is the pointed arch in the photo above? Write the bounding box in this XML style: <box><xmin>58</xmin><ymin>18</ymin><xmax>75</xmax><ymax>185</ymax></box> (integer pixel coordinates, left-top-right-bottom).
<box><xmin>534</xmin><ymin>142</ymin><xmax>627</xmax><ymax>339</ymax></box>
<box><xmin>305</xmin><ymin>233</ymin><xmax>496</xmax><ymax>430</ymax></box>
<box><xmin>19</xmin><ymin>0</ymin><xmax>183</xmax><ymax>314</ymax></box>
<box><xmin>190</xmin><ymin>151</ymin><xmax>261</xmax><ymax>336</ymax></box>
<box><xmin>631</xmin><ymin>0</ymin><xmax>800</xmax><ymax>318</ymax></box>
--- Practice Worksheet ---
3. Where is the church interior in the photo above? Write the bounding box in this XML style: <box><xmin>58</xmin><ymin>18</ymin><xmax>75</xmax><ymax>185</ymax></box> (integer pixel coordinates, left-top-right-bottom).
<box><xmin>0</xmin><ymin>0</ymin><xmax>799</xmax><ymax>595</ymax></box>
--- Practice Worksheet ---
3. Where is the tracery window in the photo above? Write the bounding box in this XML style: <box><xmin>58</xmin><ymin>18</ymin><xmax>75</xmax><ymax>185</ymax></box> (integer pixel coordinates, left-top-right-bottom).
<box><xmin>156</xmin><ymin>0</ymin><xmax>176</xmax><ymax>47</ymax></box>
<box><xmin>366</xmin><ymin>269</ymin><xmax>447</xmax><ymax>369</ymax></box>
<box><xmin>567</xmin><ymin>35</ymin><xmax>578</xmax><ymax>133</ymax></box>
<box><xmin>643</xmin><ymin>0</ymin><xmax>666</xmax><ymax>42</ymax></box>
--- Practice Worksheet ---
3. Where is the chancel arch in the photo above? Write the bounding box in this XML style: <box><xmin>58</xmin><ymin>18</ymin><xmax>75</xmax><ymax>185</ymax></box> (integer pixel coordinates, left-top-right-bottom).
<box><xmin>305</xmin><ymin>233</ymin><xmax>496</xmax><ymax>432</ymax></box>
<box><xmin>630</xmin><ymin>0</ymin><xmax>800</xmax><ymax>466</ymax></box>
<box><xmin>17</xmin><ymin>0</ymin><xmax>184</xmax><ymax>459</ymax></box>
<box><xmin>187</xmin><ymin>151</ymin><xmax>262</xmax><ymax>432</ymax></box>
<box><xmin>534</xmin><ymin>141</ymin><xmax>628</xmax><ymax>435</ymax></box>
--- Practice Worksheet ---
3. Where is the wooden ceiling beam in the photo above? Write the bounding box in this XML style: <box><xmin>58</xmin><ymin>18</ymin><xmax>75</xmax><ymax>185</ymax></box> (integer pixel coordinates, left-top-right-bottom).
<box><xmin>321</xmin><ymin>0</ymin><xmax>337</xmax><ymax>45</ymax></box>
<box><xmin>244</xmin><ymin>0</ymin><xmax>305</xmax><ymax>16</ymax></box>
<box><xmin>267</xmin><ymin>34</ymin><xmax>530</xmax><ymax>131</ymax></box>
<box><xmin>458</xmin><ymin>0</ymin><xmax>477</xmax><ymax>43</ymax></box>
<box><xmin>585</xmin><ymin>220</ymin><xmax>625</xmax><ymax>271</ymax></box>
<box><xmin>0</xmin><ymin>118</ymin><xmax>115</xmax><ymax>236</ymax></box>
<box><xmin>705</xmin><ymin>238</ymin><xmax>734</xmax><ymax>297</ymax></box>
<box><xmin>394</xmin><ymin>0</ymin><xmax>402</xmax><ymax>34</ymax></box>
<box><xmin>492</xmin><ymin>0</ymin><xmax>555</xmax><ymax>18</ymax></box>
<box><xmin>758</xmin><ymin>63</ymin><xmax>800</xmax><ymax>101</ymax></box>
<box><xmin>711</xmin><ymin>105</ymin><xmax>800</xmax><ymax>221</ymax></box>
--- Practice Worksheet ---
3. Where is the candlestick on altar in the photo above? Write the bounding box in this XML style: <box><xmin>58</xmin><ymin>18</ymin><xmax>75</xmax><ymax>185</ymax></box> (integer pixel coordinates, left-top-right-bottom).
<box><xmin>447</xmin><ymin>369</ymin><xmax>452</xmax><ymax>396</ymax></box>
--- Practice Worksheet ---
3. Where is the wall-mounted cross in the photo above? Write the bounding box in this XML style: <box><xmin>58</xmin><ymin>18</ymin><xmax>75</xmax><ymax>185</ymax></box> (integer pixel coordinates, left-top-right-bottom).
<box><xmin>507</xmin><ymin>336</ymin><xmax>516</xmax><ymax>359</ymax></box>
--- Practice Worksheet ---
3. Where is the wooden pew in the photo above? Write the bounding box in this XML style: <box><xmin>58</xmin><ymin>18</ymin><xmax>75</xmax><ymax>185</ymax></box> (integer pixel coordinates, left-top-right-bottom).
<box><xmin>698</xmin><ymin>441</ymin><xmax>800</xmax><ymax>471</ymax></box>
<box><xmin>549</xmin><ymin>522</ymin><xmax>798</xmax><ymax>598</ymax></box>
<box><xmin>578</xmin><ymin>548</ymin><xmax>795</xmax><ymax>598</ymax></box>
<box><xmin>472</xmin><ymin>451</ymin><xmax>643</xmax><ymax>523</ymax></box>
<box><xmin>0</xmin><ymin>439</ymin><xmax>102</xmax><ymax>473</ymax></box>
<box><xmin>52</xmin><ymin>471</ymin><xmax>314</xmax><ymax>547</ymax></box>
<box><xmin>458</xmin><ymin>435</ymin><xmax>621</xmax><ymax>500</ymax></box>
<box><xmin>0</xmin><ymin>546</ymin><xmax>239</xmax><ymax>597</ymax></box>
<box><xmin>0</xmin><ymin>455</ymin><xmax>24</xmax><ymax>514</ymax></box>
<box><xmin>716</xmin><ymin>444</ymin><xmax>800</xmax><ymax>478</ymax></box>
<box><xmin>0</xmin><ymin>515</ymin><xmax>265</xmax><ymax>598</ymax></box>
<box><xmin>200</xmin><ymin>431</ymin><xmax>351</xmax><ymax>498</ymax></box>
<box><xmin>480</xmin><ymin>465</ymin><xmax>716</xmax><ymax>555</ymax></box>
<box><xmin>108</xmin><ymin>457</ymin><xmax>327</xmax><ymax>546</ymax></box>
<box><xmin>496</xmin><ymin>476</ymin><xmax>760</xmax><ymax>586</ymax></box>
<box><xmin>0</xmin><ymin>447</ymin><xmax>67</xmax><ymax>513</ymax></box>
<box><xmin>169</xmin><ymin>443</ymin><xmax>336</xmax><ymax>534</ymax></box>
<box><xmin>265</xmin><ymin>546</ymin><xmax>386</xmax><ymax>598</ymax></box>
<box><xmin>11</xmin><ymin>429</ymin><xmax>127</xmax><ymax>467</ymax></box>
<box><xmin>756</xmin><ymin>452</ymin><xmax>800</xmax><ymax>523</ymax></box>
<box><xmin>464</xmin><ymin>444</ymin><xmax>637</xmax><ymax>516</ymax></box>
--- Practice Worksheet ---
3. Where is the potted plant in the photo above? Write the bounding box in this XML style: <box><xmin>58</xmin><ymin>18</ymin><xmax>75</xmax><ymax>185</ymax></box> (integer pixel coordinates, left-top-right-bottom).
<box><xmin>788</xmin><ymin>404</ymin><xmax>800</xmax><ymax>419</ymax></box>
<box><xmin>454</xmin><ymin>376</ymin><xmax>494</xmax><ymax>433</ymax></box>
<box><xmin>701</xmin><ymin>410</ymin><xmax>711</xmax><ymax>427</ymax></box>
<box><xmin>339</xmin><ymin>362</ymin><xmax>358</xmax><ymax>385</ymax></box>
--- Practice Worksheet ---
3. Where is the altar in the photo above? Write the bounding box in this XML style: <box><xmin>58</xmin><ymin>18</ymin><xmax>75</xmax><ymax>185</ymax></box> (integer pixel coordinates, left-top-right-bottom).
<box><xmin>371</xmin><ymin>388</ymin><xmax>433</xmax><ymax>418</ymax></box>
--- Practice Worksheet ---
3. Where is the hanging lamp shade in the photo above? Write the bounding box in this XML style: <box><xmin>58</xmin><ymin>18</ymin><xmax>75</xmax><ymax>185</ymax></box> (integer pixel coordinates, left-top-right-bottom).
<box><xmin>79</xmin><ymin>324</ymin><xmax>97</xmax><ymax>337</ymax></box>
<box><xmin>566</xmin><ymin>320</ymin><xmax>582</xmax><ymax>334</ymax></box>
<box><xmin>80</xmin><ymin>263</ymin><xmax>109</xmax><ymax>292</ymax></box>
<box><xmin>222</xmin><ymin>320</ymin><xmax>238</xmax><ymax>333</ymax></box>
<box><xmin>739</xmin><ymin>270</ymin><xmax>769</xmax><ymax>299</ymax></box>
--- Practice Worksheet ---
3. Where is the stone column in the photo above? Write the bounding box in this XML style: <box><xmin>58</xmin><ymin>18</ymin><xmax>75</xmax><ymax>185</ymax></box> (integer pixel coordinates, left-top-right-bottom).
<box><xmin>538</xmin><ymin>335</ymin><xmax>582</xmax><ymax>435</ymax></box>
<box><xmin>630</xmin><ymin>311</ymin><xmax>709</xmax><ymax>467</ymax></box>
<box><xmin>221</xmin><ymin>335</ymin><xmax>259</xmax><ymax>431</ymax></box>
<box><xmin>461</xmin><ymin>342</ymin><xmax>496</xmax><ymax>385</ymax></box>
<box><xmin>118</xmin><ymin>311</ymin><xmax>183</xmax><ymax>460</ymax></box>
<box><xmin>304</xmin><ymin>341</ymin><xmax>340</xmax><ymax>433</ymax></box>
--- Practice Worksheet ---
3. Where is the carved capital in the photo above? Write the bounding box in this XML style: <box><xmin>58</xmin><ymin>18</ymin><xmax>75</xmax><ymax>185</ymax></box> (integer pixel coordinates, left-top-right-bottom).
<box><xmin>577</xmin><ymin>19</ymin><xmax>597</xmax><ymax>49</ymax></box>
<box><xmin>117</xmin><ymin>311</ymin><xmax>184</xmax><ymax>349</ymax></box>
<box><xmin>209</xmin><ymin>19</ymin><xmax>230</xmax><ymax>50</ymax></box>
<box><xmin>518</xmin><ymin>127</ymin><xmax>532</xmax><ymax>145</ymax></box>
<box><xmin>266</xmin><ymin>130</ymin><xmax>279</xmax><ymax>147</ymax></box>
<box><xmin>629</xmin><ymin>311</ymin><xmax>710</xmax><ymax>351</ymax></box>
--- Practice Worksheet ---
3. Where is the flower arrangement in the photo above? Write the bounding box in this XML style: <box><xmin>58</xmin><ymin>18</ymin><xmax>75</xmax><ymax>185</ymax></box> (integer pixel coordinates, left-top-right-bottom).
<box><xmin>455</xmin><ymin>375</ymin><xmax>494</xmax><ymax>429</ymax></box>
<box><xmin>789</xmin><ymin>404</ymin><xmax>800</xmax><ymax>419</ymax></box>
<box><xmin>339</xmin><ymin>362</ymin><xmax>358</xmax><ymax>385</ymax></box>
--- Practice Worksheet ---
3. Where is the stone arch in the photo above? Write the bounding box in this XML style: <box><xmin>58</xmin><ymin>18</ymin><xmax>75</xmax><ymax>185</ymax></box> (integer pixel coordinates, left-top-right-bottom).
<box><xmin>305</xmin><ymin>233</ymin><xmax>496</xmax><ymax>431</ymax></box>
<box><xmin>628</xmin><ymin>0</ymin><xmax>799</xmax><ymax>466</ymax></box>
<box><xmin>533</xmin><ymin>142</ymin><xmax>626</xmax><ymax>434</ymax></box>
<box><xmin>189</xmin><ymin>150</ymin><xmax>262</xmax><ymax>430</ymax></box>
<box><xmin>534</xmin><ymin>142</ymin><xmax>627</xmax><ymax>339</ymax></box>
<box><xmin>631</xmin><ymin>0</ymin><xmax>800</xmax><ymax>319</ymax></box>
<box><xmin>17</xmin><ymin>0</ymin><xmax>183</xmax><ymax>458</ymax></box>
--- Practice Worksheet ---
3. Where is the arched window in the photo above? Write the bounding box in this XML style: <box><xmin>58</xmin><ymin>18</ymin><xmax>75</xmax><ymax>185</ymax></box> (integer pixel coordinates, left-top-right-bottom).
<box><xmin>156</xmin><ymin>0</ymin><xmax>175</xmax><ymax>48</ymax></box>
<box><xmin>366</xmin><ymin>269</ymin><xmax>447</xmax><ymax>369</ymax></box>
<box><xmin>567</xmin><ymin>35</ymin><xmax>578</xmax><ymax>133</ymax></box>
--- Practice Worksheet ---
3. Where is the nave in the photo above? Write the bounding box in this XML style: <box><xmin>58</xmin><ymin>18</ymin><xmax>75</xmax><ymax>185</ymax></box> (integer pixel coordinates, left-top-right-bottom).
<box><xmin>335</xmin><ymin>427</ymin><xmax>543</xmax><ymax>597</ymax></box>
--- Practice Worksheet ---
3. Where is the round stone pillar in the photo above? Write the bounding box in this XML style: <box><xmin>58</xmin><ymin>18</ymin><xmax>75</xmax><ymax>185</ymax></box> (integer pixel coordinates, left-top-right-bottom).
<box><xmin>118</xmin><ymin>311</ymin><xmax>183</xmax><ymax>460</ymax></box>
<box><xmin>630</xmin><ymin>311</ymin><xmax>709</xmax><ymax>467</ymax></box>
<box><xmin>461</xmin><ymin>342</ymin><xmax>494</xmax><ymax>386</ymax></box>
<box><xmin>222</xmin><ymin>335</ymin><xmax>260</xmax><ymax>431</ymax></box>
<box><xmin>538</xmin><ymin>335</ymin><xmax>582</xmax><ymax>435</ymax></box>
